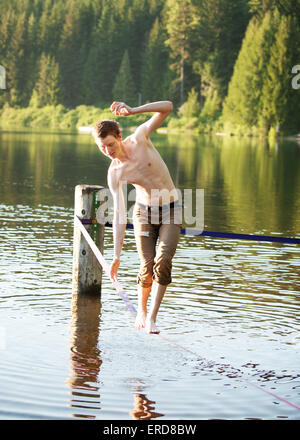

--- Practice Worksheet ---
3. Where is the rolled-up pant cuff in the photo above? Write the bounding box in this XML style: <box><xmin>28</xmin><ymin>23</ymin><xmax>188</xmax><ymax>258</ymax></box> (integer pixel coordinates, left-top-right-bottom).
<box><xmin>136</xmin><ymin>276</ymin><xmax>153</xmax><ymax>288</ymax></box>
<box><xmin>137</xmin><ymin>275</ymin><xmax>172</xmax><ymax>287</ymax></box>
<box><xmin>153</xmin><ymin>276</ymin><xmax>172</xmax><ymax>286</ymax></box>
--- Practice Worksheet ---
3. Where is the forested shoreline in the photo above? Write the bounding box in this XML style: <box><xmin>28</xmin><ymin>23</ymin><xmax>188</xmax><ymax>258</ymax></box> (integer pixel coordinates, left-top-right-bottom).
<box><xmin>0</xmin><ymin>0</ymin><xmax>299</xmax><ymax>136</ymax></box>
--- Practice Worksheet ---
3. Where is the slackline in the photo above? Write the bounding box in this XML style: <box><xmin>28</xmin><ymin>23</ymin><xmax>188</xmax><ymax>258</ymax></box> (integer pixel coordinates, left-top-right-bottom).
<box><xmin>80</xmin><ymin>220</ymin><xmax>300</xmax><ymax>245</ymax></box>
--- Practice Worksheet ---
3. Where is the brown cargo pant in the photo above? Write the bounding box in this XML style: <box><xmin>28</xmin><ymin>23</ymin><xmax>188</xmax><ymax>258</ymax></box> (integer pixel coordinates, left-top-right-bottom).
<box><xmin>133</xmin><ymin>201</ymin><xmax>182</xmax><ymax>287</ymax></box>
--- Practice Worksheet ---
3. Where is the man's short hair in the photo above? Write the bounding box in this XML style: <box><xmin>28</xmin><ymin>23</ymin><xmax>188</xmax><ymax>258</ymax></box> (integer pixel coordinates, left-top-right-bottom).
<box><xmin>93</xmin><ymin>120</ymin><xmax>121</xmax><ymax>139</ymax></box>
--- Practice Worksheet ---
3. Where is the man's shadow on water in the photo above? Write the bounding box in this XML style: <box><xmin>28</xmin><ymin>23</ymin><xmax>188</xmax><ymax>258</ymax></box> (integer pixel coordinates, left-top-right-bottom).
<box><xmin>128</xmin><ymin>380</ymin><xmax>164</xmax><ymax>420</ymax></box>
<box><xmin>129</xmin><ymin>393</ymin><xmax>164</xmax><ymax>420</ymax></box>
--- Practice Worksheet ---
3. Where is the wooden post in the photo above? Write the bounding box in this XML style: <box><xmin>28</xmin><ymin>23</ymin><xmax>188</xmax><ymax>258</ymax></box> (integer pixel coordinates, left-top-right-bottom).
<box><xmin>72</xmin><ymin>184</ymin><xmax>105</xmax><ymax>295</ymax></box>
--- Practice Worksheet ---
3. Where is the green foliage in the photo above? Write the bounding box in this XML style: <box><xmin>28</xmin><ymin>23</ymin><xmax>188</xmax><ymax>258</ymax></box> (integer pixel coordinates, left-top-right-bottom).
<box><xmin>141</xmin><ymin>17</ymin><xmax>171</xmax><ymax>102</ymax></box>
<box><xmin>0</xmin><ymin>103</ymin><xmax>150</xmax><ymax>130</ymax></box>
<box><xmin>29</xmin><ymin>53</ymin><xmax>62</xmax><ymax>107</ymax></box>
<box><xmin>0</xmin><ymin>0</ymin><xmax>298</xmax><ymax>136</ymax></box>
<box><xmin>199</xmin><ymin>89</ymin><xmax>222</xmax><ymax>125</ymax></box>
<box><xmin>249</xmin><ymin>0</ymin><xmax>300</xmax><ymax>23</ymax></box>
<box><xmin>112</xmin><ymin>50</ymin><xmax>137</xmax><ymax>106</ymax></box>
<box><xmin>261</xmin><ymin>13</ymin><xmax>300</xmax><ymax>133</ymax></box>
<box><xmin>0</xmin><ymin>0</ymin><xmax>163</xmax><ymax>109</ymax></box>
<box><xmin>167</xmin><ymin>88</ymin><xmax>201</xmax><ymax>131</ymax></box>
<box><xmin>222</xmin><ymin>14</ymin><xmax>273</xmax><ymax>130</ymax></box>
<box><xmin>164</xmin><ymin>0</ymin><xmax>196</xmax><ymax>105</ymax></box>
<box><xmin>191</xmin><ymin>0</ymin><xmax>250</xmax><ymax>100</ymax></box>
<box><xmin>223</xmin><ymin>8</ymin><xmax>300</xmax><ymax>135</ymax></box>
<box><xmin>178</xmin><ymin>88</ymin><xmax>200</xmax><ymax>119</ymax></box>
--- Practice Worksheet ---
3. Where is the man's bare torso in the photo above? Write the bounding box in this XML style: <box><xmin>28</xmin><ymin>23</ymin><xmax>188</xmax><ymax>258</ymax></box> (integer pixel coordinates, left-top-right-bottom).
<box><xmin>108</xmin><ymin>130</ymin><xmax>177</xmax><ymax>206</ymax></box>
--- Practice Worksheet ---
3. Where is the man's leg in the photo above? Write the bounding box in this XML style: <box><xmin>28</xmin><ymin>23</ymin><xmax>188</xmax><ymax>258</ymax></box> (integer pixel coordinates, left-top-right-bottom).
<box><xmin>147</xmin><ymin>215</ymin><xmax>181</xmax><ymax>334</ymax></box>
<box><xmin>145</xmin><ymin>282</ymin><xmax>167</xmax><ymax>334</ymax></box>
<box><xmin>133</xmin><ymin>204</ymin><xmax>158</xmax><ymax>330</ymax></box>
<box><xmin>135</xmin><ymin>285</ymin><xmax>151</xmax><ymax>329</ymax></box>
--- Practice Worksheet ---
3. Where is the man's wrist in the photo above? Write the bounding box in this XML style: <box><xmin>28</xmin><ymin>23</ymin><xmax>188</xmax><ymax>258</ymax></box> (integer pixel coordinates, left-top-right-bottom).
<box><xmin>131</xmin><ymin>107</ymin><xmax>139</xmax><ymax>115</ymax></box>
<box><xmin>113</xmin><ymin>256</ymin><xmax>120</xmax><ymax>261</ymax></box>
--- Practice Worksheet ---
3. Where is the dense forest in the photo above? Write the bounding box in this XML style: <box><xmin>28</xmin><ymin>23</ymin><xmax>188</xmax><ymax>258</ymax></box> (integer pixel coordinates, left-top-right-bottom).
<box><xmin>0</xmin><ymin>0</ymin><xmax>299</xmax><ymax>135</ymax></box>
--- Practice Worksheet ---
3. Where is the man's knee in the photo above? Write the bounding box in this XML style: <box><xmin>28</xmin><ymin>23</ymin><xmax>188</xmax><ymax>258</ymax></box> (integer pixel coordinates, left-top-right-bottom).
<box><xmin>137</xmin><ymin>259</ymin><xmax>154</xmax><ymax>287</ymax></box>
<box><xmin>153</xmin><ymin>256</ymin><xmax>172</xmax><ymax>286</ymax></box>
<box><xmin>137</xmin><ymin>275</ymin><xmax>153</xmax><ymax>288</ymax></box>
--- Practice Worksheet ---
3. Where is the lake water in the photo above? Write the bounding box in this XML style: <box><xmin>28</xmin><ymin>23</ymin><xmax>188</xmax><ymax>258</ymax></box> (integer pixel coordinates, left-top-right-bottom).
<box><xmin>0</xmin><ymin>128</ymin><xmax>299</xmax><ymax>420</ymax></box>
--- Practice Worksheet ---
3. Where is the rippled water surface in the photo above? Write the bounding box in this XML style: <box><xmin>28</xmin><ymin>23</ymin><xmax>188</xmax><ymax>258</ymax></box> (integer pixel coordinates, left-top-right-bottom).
<box><xmin>0</xmin><ymin>129</ymin><xmax>300</xmax><ymax>419</ymax></box>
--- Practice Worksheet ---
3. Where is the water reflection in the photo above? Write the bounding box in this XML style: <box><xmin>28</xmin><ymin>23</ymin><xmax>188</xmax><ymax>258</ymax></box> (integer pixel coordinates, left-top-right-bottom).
<box><xmin>67</xmin><ymin>292</ymin><xmax>102</xmax><ymax>419</ymax></box>
<box><xmin>1</xmin><ymin>130</ymin><xmax>300</xmax><ymax>419</ymax></box>
<box><xmin>129</xmin><ymin>380</ymin><xmax>164</xmax><ymax>420</ymax></box>
<box><xmin>0</xmin><ymin>129</ymin><xmax>299</xmax><ymax>236</ymax></box>
<box><xmin>163</xmin><ymin>133</ymin><xmax>300</xmax><ymax>236</ymax></box>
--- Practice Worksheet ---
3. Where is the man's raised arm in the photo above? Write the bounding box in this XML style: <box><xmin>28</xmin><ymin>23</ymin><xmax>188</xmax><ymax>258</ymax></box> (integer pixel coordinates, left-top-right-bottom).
<box><xmin>111</xmin><ymin>100</ymin><xmax>173</xmax><ymax>137</ymax></box>
<box><xmin>108</xmin><ymin>167</ymin><xmax>127</xmax><ymax>281</ymax></box>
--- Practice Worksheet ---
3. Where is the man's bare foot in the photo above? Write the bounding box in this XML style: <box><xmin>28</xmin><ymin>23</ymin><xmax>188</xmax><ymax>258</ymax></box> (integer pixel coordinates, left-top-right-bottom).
<box><xmin>135</xmin><ymin>311</ymin><xmax>146</xmax><ymax>330</ymax></box>
<box><xmin>145</xmin><ymin>318</ymin><xmax>160</xmax><ymax>334</ymax></box>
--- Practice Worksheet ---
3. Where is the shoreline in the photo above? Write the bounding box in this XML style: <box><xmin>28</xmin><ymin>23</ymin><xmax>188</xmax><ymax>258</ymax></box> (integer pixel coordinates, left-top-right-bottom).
<box><xmin>1</xmin><ymin>124</ymin><xmax>300</xmax><ymax>142</ymax></box>
<box><xmin>1</xmin><ymin>118</ymin><xmax>298</xmax><ymax>140</ymax></box>
<box><xmin>0</xmin><ymin>103</ymin><xmax>299</xmax><ymax>140</ymax></box>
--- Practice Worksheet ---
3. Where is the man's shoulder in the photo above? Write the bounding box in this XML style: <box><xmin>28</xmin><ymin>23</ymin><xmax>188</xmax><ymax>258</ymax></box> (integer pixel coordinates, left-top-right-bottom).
<box><xmin>108</xmin><ymin>160</ymin><xmax>122</xmax><ymax>175</ymax></box>
<box><xmin>133</xmin><ymin>123</ymin><xmax>149</xmax><ymax>141</ymax></box>
<box><xmin>131</xmin><ymin>125</ymin><xmax>153</xmax><ymax>150</ymax></box>
<box><xmin>108</xmin><ymin>161</ymin><xmax>122</xmax><ymax>186</ymax></box>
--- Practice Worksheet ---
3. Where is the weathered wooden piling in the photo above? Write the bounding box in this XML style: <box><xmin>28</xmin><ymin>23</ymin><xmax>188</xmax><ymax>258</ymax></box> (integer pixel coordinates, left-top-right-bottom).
<box><xmin>72</xmin><ymin>184</ymin><xmax>104</xmax><ymax>295</ymax></box>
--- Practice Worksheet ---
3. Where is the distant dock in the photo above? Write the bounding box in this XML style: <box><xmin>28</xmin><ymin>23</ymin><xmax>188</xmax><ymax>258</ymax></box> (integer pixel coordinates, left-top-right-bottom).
<box><xmin>284</xmin><ymin>133</ymin><xmax>300</xmax><ymax>141</ymax></box>
<box><xmin>78</xmin><ymin>126</ymin><xmax>93</xmax><ymax>134</ymax></box>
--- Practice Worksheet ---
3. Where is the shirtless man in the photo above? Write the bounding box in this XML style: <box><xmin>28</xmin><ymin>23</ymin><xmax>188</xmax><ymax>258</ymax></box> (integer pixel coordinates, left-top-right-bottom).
<box><xmin>92</xmin><ymin>101</ymin><xmax>181</xmax><ymax>334</ymax></box>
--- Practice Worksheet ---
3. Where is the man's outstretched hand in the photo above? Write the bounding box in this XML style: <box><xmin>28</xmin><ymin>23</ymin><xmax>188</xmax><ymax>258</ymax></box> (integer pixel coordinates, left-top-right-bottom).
<box><xmin>110</xmin><ymin>101</ymin><xmax>133</xmax><ymax>116</ymax></box>
<box><xmin>110</xmin><ymin>257</ymin><xmax>120</xmax><ymax>282</ymax></box>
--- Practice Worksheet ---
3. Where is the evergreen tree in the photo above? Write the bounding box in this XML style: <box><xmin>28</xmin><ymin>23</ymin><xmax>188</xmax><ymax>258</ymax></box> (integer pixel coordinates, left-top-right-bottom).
<box><xmin>6</xmin><ymin>11</ymin><xmax>28</xmax><ymax>106</ymax></box>
<box><xmin>0</xmin><ymin>11</ymin><xmax>12</xmax><ymax>62</ymax></box>
<box><xmin>249</xmin><ymin>0</ymin><xmax>300</xmax><ymax>23</ymax></box>
<box><xmin>222</xmin><ymin>11</ymin><xmax>277</xmax><ymax>129</ymax></box>
<box><xmin>25</xmin><ymin>12</ymin><xmax>41</xmax><ymax>99</ymax></box>
<box><xmin>39</xmin><ymin>1</ymin><xmax>67</xmax><ymax>56</ymax></box>
<box><xmin>125</xmin><ymin>0</ymin><xmax>163</xmax><ymax>95</ymax></box>
<box><xmin>191</xmin><ymin>0</ymin><xmax>249</xmax><ymax>109</ymax></box>
<box><xmin>112</xmin><ymin>50</ymin><xmax>137</xmax><ymax>106</ymax></box>
<box><xmin>0</xmin><ymin>11</ymin><xmax>12</xmax><ymax>106</ymax></box>
<box><xmin>30</xmin><ymin>52</ymin><xmax>62</xmax><ymax>107</ymax></box>
<box><xmin>0</xmin><ymin>0</ymin><xmax>265</xmax><ymax>119</ymax></box>
<box><xmin>179</xmin><ymin>88</ymin><xmax>200</xmax><ymax>119</ymax></box>
<box><xmin>164</xmin><ymin>0</ymin><xmax>195</xmax><ymax>105</ymax></box>
<box><xmin>261</xmin><ymin>13</ymin><xmax>300</xmax><ymax>133</ymax></box>
<box><xmin>141</xmin><ymin>17</ymin><xmax>171</xmax><ymax>102</ymax></box>
<box><xmin>223</xmin><ymin>7</ymin><xmax>300</xmax><ymax>134</ymax></box>
<box><xmin>58</xmin><ymin>4</ymin><xmax>84</xmax><ymax>107</ymax></box>
<box><xmin>82</xmin><ymin>45</ymin><xmax>102</xmax><ymax>105</ymax></box>
<box><xmin>94</xmin><ymin>2</ymin><xmax>120</xmax><ymax>104</ymax></box>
